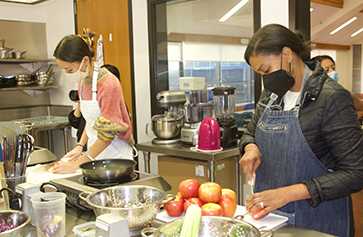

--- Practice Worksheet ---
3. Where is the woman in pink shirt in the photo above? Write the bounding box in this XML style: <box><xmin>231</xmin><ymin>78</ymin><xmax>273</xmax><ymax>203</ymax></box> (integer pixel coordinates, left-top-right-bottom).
<box><xmin>51</xmin><ymin>29</ymin><xmax>134</xmax><ymax>174</ymax></box>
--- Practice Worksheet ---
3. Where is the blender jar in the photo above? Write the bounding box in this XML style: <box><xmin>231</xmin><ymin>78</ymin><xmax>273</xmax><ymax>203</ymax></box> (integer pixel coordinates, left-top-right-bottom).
<box><xmin>212</xmin><ymin>85</ymin><xmax>236</xmax><ymax>122</ymax></box>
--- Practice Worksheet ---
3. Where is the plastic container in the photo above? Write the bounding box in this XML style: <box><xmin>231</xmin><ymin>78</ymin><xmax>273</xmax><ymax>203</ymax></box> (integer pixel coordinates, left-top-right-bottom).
<box><xmin>30</xmin><ymin>192</ymin><xmax>66</xmax><ymax>237</ymax></box>
<box><xmin>73</xmin><ymin>221</ymin><xmax>96</xmax><ymax>237</ymax></box>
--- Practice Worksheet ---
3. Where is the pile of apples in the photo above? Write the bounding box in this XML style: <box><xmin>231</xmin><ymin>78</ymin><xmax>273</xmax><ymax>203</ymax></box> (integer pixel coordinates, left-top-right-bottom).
<box><xmin>164</xmin><ymin>179</ymin><xmax>237</xmax><ymax>217</ymax></box>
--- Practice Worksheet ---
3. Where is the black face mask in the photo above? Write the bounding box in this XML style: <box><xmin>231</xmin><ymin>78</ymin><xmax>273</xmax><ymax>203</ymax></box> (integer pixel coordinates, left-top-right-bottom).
<box><xmin>262</xmin><ymin>54</ymin><xmax>295</xmax><ymax>99</ymax></box>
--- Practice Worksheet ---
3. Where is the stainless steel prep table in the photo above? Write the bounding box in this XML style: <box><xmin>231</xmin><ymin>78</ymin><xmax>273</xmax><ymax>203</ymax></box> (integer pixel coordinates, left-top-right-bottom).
<box><xmin>25</xmin><ymin>206</ymin><xmax>337</xmax><ymax>236</ymax></box>
<box><xmin>136</xmin><ymin>142</ymin><xmax>242</xmax><ymax>203</ymax></box>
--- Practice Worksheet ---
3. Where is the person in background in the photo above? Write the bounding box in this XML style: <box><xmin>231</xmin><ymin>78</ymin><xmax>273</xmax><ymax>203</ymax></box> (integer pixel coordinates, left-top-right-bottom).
<box><xmin>51</xmin><ymin>28</ymin><xmax>134</xmax><ymax>174</ymax></box>
<box><xmin>310</xmin><ymin>55</ymin><xmax>363</xmax><ymax>120</ymax></box>
<box><xmin>68</xmin><ymin>90</ymin><xmax>87</xmax><ymax>151</ymax></box>
<box><xmin>239</xmin><ymin>24</ymin><xmax>363</xmax><ymax>237</ymax></box>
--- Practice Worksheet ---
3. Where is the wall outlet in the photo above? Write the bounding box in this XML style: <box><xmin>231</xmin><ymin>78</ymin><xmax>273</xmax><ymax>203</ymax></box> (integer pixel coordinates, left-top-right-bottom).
<box><xmin>195</xmin><ymin>165</ymin><xmax>204</xmax><ymax>177</ymax></box>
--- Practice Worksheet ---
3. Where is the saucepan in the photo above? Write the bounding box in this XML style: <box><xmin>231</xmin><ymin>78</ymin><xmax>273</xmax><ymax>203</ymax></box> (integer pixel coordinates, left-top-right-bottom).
<box><xmin>13</xmin><ymin>51</ymin><xmax>27</xmax><ymax>60</ymax></box>
<box><xmin>79</xmin><ymin>158</ymin><xmax>137</xmax><ymax>182</ymax></box>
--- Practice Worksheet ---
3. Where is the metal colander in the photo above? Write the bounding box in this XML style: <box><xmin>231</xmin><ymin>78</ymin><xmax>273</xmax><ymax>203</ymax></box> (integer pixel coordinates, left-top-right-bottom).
<box><xmin>142</xmin><ymin>216</ymin><xmax>273</xmax><ymax>237</ymax></box>
<box><xmin>81</xmin><ymin>185</ymin><xmax>174</xmax><ymax>232</ymax></box>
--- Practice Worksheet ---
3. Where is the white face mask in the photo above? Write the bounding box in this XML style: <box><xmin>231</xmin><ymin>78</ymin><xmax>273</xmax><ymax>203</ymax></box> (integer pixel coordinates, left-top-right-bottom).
<box><xmin>64</xmin><ymin>58</ymin><xmax>89</xmax><ymax>82</ymax></box>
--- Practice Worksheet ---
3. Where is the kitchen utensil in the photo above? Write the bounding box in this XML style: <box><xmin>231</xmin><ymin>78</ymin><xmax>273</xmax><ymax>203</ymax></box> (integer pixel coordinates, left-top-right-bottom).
<box><xmin>15</xmin><ymin>74</ymin><xmax>33</xmax><ymax>86</ymax></box>
<box><xmin>0</xmin><ymin>210</ymin><xmax>31</xmax><ymax>236</ymax></box>
<box><xmin>147</xmin><ymin>114</ymin><xmax>183</xmax><ymax>140</ymax></box>
<box><xmin>0</xmin><ymin>47</ymin><xmax>13</xmax><ymax>59</ymax></box>
<box><xmin>79</xmin><ymin>185</ymin><xmax>174</xmax><ymax>233</ymax></box>
<box><xmin>21</xmin><ymin>134</ymin><xmax>34</xmax><ymax>176</ymax></box>
<box><xmin>146</xmin><ymin>216</ymin><xmax>273</xmax><ymax>237</ymax></box>
<box><xmin>0</xmin><ymin>39</ymin><xmax>5</xmax><ymax>50</ymax></box>
<box><xmin>14</xmin><ymin>51</ymin><xmax>27</xmax><ymax>59</ymax></box>
<box><xmin>14</xmin><ymin>134</ymin><xmax>23</xmax><ymax>177</ymax></box>
<box><xmin>1</xmin><ymin>76</ymin><xmax>16</xmax><ymax>88</ymax></box>
<box><xmin>1</xmin><ymin>127</ymin><xmax>17</xmax><ymax>178</ymax></box>
<box><xmin>79</xmin><ymin>159</ymin><xmax>137</xmax><ymax>182</ymax></box>
<box><xmin>198</xmin><ymin>117</ymin><xmax>221</xmax><ymax>151</ymax></box>
<box><xmin>35</xmin><ymin>71</ymin><xmax>53</xmax><ymax>86</ymax></box>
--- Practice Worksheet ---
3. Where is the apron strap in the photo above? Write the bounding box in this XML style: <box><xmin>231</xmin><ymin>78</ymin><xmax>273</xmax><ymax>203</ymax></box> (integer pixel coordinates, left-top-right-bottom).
<box><xmin>92</xmin><ymin>65</ymin><xmax>99</xmax><ymax>101</ymax></box>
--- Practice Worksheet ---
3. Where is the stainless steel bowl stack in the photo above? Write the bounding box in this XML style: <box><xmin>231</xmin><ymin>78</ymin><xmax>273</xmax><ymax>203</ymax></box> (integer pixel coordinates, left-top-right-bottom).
<box><xmin>0</xmin><ymin>210</ymin><xmax>31</xmax><ymax>236</ymax></box>
<box><xmin>80</xmin><ymin>185</ymin><xmax>174</xmax><ymax>236</ymax></box>
<box><xmin>151</xmin><ymin>113</ymin><xmax>183</xmax><ymax>139</ymax></box>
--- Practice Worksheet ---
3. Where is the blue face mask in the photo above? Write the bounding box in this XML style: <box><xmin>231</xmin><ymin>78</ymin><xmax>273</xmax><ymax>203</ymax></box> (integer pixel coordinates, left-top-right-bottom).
<box><xmin>328</xmin><ymin>71</ymin><xmax>339</xmax><ymax>82</ymax></box>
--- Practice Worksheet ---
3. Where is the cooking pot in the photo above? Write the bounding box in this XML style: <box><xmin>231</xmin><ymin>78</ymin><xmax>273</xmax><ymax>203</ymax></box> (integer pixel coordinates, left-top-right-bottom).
<box><xmin>35</xmin><ymin>71</ymin><xmax>53</xmax><ymax>86</ymax></box>
<box><xmin>13</xmin><ymin>51</ymin><xmax>27</xmax><ymax>59</ymax></box>
<box><xmin>142</xmin><ymin>216</ymin><xmax>273</xmax><ymax>237</ymax></box>
<box><xmin>79</xmin><ymin>158</ymin><xmax>137</xmax><ymax>182</ymax></box>
<box><xmin>0</xmin><ymin>48</ymin><xmax>13</xmax><ymax>59</ymax></box>
<box><xmin>79</xmin><ymin>185</ymin><xmax>175</xmax><ymax>234</ymax></box>
<box><xmin>15</xmin><ymin>74</ymin><xmax>33</xmax><ymax>86</ymax></box>
<box><xmin>0</xmin><ymin>39</ymin><xmax>5</xmax><ymax>50</ymax></box>
<box><xmin>146</xmin><ymin>114</ymin><xmax>183</xmax><ymax>139</ymax></box>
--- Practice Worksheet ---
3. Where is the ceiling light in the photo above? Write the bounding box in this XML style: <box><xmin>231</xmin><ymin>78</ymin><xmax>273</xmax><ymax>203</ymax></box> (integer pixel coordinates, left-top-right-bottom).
<box><xmin>219</xmin><ymin>0</ymin><xmax>249</xmax><ymax>22</ymax></box>
<box><xmin>351</xmin><ymin>28</ymin><xmax>363</xmax><ymax>37</ymax></box>
<box><xmin>310</xmin><ymin>8</ymin><xmax>313</xmax><ymax>12</ymax></box>
<box><xmin>330</xmin><ymin>17</ymin><xmax>357</xmax><ymax>35</ymax></box>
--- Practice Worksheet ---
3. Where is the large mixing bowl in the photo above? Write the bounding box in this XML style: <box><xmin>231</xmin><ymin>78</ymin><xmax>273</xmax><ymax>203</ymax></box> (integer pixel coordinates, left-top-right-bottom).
<box><xmin>151</xmin><ymin>114</ymin><xmax>183</xmax><ymax>139</ymax></box>
<box><xmin>79</xmin><ymin>185</ymin><xmax>174</xmax><ymax>234</ymax></box>
<box><xmin>0</xmin><ymin>210</ymin><xmax>31</xmax><ymax>236</ymax></box>
<box><xmin>142</xmin><ymin>216</ymin><xmax>273</xmax><ymax>237</ymax></box>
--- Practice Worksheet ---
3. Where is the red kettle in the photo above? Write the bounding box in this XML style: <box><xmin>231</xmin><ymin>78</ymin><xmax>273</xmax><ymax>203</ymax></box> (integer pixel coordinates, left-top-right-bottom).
<box><xmin>198</xmin><ymin>117</ymin><xmax>221</xmax><ymax>151</ymax></box>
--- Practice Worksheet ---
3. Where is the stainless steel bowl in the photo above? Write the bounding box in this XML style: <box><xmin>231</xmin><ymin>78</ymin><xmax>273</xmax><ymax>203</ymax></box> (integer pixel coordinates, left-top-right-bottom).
<box><xmin>79</xmin><ymin>185</ymin><xmax>174</xmax><ymax>234</ymax></box>
<box><xmin>35</xmin><ymin>72</ymin><xmax>53</xmax><ymax>86</ymax></box>
<box><xmin>151</xmin><ymin>114</ymin><xmax>183</xmax><ymax>139</ymax></box>
<box><xmin>143</xmin><ymin>216</ymin><xmax>273</xmax><ymax>237</ymax></box>
<box><xmin>0</xmin><ymin>210</ymin><xmax>31</xmax><ymax>236</ymax></box>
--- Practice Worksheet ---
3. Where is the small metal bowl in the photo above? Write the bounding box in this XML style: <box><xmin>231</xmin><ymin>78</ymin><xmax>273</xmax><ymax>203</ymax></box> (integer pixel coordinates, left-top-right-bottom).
<box><xmin>0</xmin><ymin>210</ymin><xmax>31</xmax><ymax>236</ymax></box>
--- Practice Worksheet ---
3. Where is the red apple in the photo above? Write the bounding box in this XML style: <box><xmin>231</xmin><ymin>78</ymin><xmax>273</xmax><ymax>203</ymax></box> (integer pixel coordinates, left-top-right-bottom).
<box><xmin>164</xmin><ymin>196</ymin><xmax>185</xmax><ymax>217</ymax></box>
<box><xmin>179</xmin><ymin>179</ymin><xmax>200</xmax><ymax>199</ymax></box>
<box><xmin>201</xmin><ymin>203</ymin><xmax>223</xmax><ymax>216</ymax></box>
<box><xmin>198</xmin><ymin>182</ymin><xmax>222</xmax><ymax>203</ymax></box>
<box><xmin>218</xmin><ymin>197</ymin><xmax>237</xmax><ymax>217</ymax></box>
<box><xmin>221</xmin><ymin>188</ymin><xmax>237</xmax><ymax>203</ymax></box>
<box><xmin>184</xmin><ymin>197</ymin><xmax>204</xmax><ymax>213</ymax></box>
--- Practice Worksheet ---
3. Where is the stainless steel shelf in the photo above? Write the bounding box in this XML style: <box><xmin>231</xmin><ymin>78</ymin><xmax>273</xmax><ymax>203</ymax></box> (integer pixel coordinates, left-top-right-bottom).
<box><xmin>0</xmin><ymin>85</ymin><xmax>60</xmax><ymax>91</ymax></box>
<box><xmin>0</xmin><ymin>58</ymin><xmax>56</xmax><ymax>63</ymax></box>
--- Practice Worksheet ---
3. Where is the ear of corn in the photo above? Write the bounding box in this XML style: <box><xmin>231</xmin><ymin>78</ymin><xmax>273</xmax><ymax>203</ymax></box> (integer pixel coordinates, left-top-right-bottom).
<box><xmin>180</xmin><ymin>204</ymin><xmax>202</xmax><ymax>237</ymax></box>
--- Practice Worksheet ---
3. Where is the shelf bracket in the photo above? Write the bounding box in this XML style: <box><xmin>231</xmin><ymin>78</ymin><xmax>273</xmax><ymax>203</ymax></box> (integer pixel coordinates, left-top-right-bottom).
<box><xmin>22</xmin><ymin>90</ymin><xmax>45</xmax><ymax>98</ymax></box>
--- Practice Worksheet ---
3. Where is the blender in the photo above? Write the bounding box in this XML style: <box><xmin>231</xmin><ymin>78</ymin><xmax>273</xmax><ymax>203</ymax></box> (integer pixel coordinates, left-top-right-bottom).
<box><xmin>146</xmin><ymin>90</ymin><xmax>186</xmax><ymax>145</ymax></box>
<box><xmin>181</xmin><ymin>90</ymin><xmax>213</xmax><ymax>145</ymax></box>
<box><xmin>212</xmin><ymin>85</ymin><xmax>238</xmax><ymax>148</ymax></box>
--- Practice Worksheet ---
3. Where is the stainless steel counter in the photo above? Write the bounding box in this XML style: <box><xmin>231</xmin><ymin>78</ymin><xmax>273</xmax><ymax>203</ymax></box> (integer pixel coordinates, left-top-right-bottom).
<box><xmin>25</xmin><ymin>206</ymin><xmax>335</xmax><ymax>236</ymax></box>
<box><xmin>135</xmin><ymin>142</ymin><xmax>242</xmax><ymax>203</ymax></box>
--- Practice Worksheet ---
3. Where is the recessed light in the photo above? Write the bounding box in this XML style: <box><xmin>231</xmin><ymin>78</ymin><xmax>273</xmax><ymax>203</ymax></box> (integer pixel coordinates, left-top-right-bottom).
<box><xmin>330</xmin><ymin>17</ymin><xmax>357</xmax><ymax>35</ymax></box>
<box><xmin>219</xmin><ymin>0</ymin><xmax>249</xmax><ymax>22</ymax></box>
<box><xmin>351</xmin><ymin>28</ymin><xmax>363</xmax><ymax>37</ymax></box>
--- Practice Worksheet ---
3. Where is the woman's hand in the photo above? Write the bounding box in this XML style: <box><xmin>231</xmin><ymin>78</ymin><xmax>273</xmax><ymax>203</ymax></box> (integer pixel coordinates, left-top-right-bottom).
<box><xmin>60</xmin><ymin>146</ymin><xmax>83</xmax><ymax>163</ymax></box>
<box><xmin>245</xmin><ymin>184</ymin><xmax>311</xmax><ymax>219</ymax></box>
<box><xmin>50</xmin><ymin>160</ymin><xmax>79</xmax><ymax>174</ymax></box>
<box><xmin>239</xmin><ymin>144</ymin><xmax>262</xmax><ymax>184</ymax></box>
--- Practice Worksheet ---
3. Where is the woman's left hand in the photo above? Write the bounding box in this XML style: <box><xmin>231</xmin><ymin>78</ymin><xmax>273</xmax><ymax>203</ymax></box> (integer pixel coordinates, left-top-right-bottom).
<box><xmin>50</xmin><ymin>160</ymin><xmax>79</xmax><ymax>174</ymax></box>
<box><xmin>245</xmin><ymin>188</ymin><xmax>290</xmax><ymax>219</ymax></box>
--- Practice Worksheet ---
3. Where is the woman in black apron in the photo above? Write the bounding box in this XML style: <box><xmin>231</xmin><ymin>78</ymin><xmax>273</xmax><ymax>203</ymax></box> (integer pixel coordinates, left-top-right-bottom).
<box><xmin>239</xmin><ymin>24</ymin><xmax>363</xmax><ymax>237</ymax></box>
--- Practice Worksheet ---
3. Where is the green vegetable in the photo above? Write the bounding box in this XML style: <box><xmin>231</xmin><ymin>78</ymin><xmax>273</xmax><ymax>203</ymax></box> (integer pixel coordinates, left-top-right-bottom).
<box><xmin>180</xmin><ymin>205</ymin><xmax>202</xmax><ymax>237</ymax></box>
<box><xmin>160</xmin><ymin>219</ymin><xmax>183</xmax><ymax>236</ymax></box>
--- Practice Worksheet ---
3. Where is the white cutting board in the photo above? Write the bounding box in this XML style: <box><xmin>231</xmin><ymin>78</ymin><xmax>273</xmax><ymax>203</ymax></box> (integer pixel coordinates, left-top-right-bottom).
<box><xmin>156</xmin><ymin>205</ymin><xmax>288</xmax><ymax>230</ymax></box>
<box><xmin>26</xmin><ymin>164</ymin><xmax>82</xmax><ymax>184</ymax></box>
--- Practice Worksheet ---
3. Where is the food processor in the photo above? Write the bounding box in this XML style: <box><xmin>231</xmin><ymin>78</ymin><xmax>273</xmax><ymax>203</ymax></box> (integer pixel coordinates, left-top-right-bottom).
<box><xmin>146</xmin><ymin>90</ymin><xmax>186</xmax><ymax>145</ymax></box>
<box><xmin>212</xmin><ymin>85</ymin><xmax>238</xmax><ymax>148</ymax></box>
<box><xmin>181</xmin><ymin>90</ymin><xmax>213</xmax><ymax>145</ymax></box>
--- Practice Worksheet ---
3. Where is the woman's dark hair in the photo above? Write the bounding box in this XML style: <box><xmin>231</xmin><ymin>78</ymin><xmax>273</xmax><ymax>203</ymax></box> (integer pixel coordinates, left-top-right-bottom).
<box><xmin>53</xmin><ymin>28</ymin><xmax>96</xmax><ymax>63</ymax></box>
<box><xmin>101</xmin><ymin>64</ymin><xmax>120</xmax><ymax>80</ymax></box>
<box><xmin>244</xmin><ymin>24</ymin><xmax>310</xmax><ymax>65</ymax></box>
<box><xmin>310</xmin><ymin>55</ymin><xmax>336</xmax><ymax>66</ymax></box>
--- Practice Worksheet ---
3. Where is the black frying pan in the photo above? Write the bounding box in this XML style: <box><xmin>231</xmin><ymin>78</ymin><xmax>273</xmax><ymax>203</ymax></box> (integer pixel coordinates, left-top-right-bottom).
<box><xmin>79</xmin><ymin>159</ymin><xmax>137</xmax><ymax>182</ymax></box>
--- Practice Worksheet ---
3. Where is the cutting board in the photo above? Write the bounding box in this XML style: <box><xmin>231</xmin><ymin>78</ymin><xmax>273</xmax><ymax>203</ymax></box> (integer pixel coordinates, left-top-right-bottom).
<box><xmin>156</xmin><ymin>205</ymin><xmax>288</xmax><ymax>230</ymax></box>
<box><xmin>26</xmin><ymin>164</ymin><xmax>82</xmax><ymax>184</ymax></box>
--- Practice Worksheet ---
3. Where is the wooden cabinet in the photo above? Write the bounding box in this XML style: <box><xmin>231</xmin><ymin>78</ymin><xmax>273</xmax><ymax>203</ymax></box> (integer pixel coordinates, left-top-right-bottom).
<box><xmin>75</xmin><ymin>0</ymin><xmax>134</xmax><ymax>130</ymax></box>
